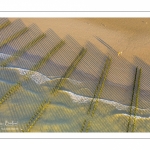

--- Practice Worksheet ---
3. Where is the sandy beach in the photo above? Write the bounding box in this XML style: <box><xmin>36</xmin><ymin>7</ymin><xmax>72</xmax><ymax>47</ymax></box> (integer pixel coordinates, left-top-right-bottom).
<box><xmin>0</xmin><ymin>18</ymin><xmax>150</xmax><ymax>132</ymax></box>
<box><xmin>9</xmin><ymin>18</ymin><xmax>150</xmax><ymax>101</ymax></box>
<box><xmin>9</xmin><ymin>18</ymin><xmax>150</xmax><ymax>65</ymax></box>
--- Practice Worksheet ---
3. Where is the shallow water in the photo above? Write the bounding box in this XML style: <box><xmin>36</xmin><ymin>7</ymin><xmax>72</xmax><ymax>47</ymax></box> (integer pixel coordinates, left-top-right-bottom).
<box><xmin>0</xmin><ymin>52</ymin><xmax>150</xmax><ymax>132</ymax></box>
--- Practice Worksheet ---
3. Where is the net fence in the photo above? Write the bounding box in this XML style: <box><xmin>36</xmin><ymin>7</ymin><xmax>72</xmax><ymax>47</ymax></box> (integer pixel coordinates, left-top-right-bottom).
<box><xmin>0</xmin><ymin>18</ymin><xmax>150</xmax><ymax>132</ymax></box>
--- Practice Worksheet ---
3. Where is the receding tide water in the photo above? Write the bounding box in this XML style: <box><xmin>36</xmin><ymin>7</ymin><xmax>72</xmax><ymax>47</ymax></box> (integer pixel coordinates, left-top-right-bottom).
<box><xmin>0</xmin><ymin>52</ymin><xmax>150</xmax><ymax>132</ymax></box>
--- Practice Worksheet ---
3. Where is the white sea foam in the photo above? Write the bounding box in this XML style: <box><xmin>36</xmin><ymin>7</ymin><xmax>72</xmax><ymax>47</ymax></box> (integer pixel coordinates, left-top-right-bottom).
<box><xmin>0</xmin><ymin>53</ymin><xmax>11</xmax><ymax>59</ymax></box>
<box><xmin>122</xmin><ymin>113</ymin><xmax>150</xmax><ymax>119</ymax></box>
<box><xmin>48</xmin><ymin>76</ymin><xmax>82</xmax><ymax>85</ymax></box>
<box><xmin>18</xmin><ymin>68</ymin><xmax>51</xmax><ymax>84</ymax></box>
<box><xmin>68</xmin><ymin>78</ymin><xmax>82</xmax><ymax>85</ymax></box>
<box><xmin>63</xmin><ymin>90</ymin><xmax>150</xmax><ymax>113</ymax></box>
<box><xmin>100</xmin><ymin>98</ymin><xmax>129</xmax><ymax>111</ymax></box>
<box><xmin>67</xmin><ymin>91</ymin><xmax>92</xmax><ymax>103</ymax></box>
<box><xmin>66</xmin><ymin>90</ymin><xmax>129</xmax><ymax>110</ymax></box>
<box><xmin>1</xmin><ymin>66</ymin><xmax>84</xmax><ymax>85</ymax></box>
<box><xmin>0</xmin><ymin>52</ymin><xmax>51</xmax><ymax>84</ymax></box>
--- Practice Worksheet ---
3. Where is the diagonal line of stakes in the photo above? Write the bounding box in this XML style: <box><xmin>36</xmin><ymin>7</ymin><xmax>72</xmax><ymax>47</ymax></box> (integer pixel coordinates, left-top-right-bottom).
<box><xmin>24</xmin><ymin>99</ymin><xmax>49</xmax><ymax>132</ymax></box>
<box><xmin>0</xmin><ymin>27</ymin><xmax>28</xmax><ymax>48</ymax></box>
<box><xmin>0</xmin><ymin>20</ymin><xmax>11</xmax><ymax>31</ymax></box>
<box><xmin>24</xmin><ymin>47</ymin><xmax>87</xmax><ymax>132</ymax></box>
<box><xmin>127</xmin><ymin>67</ymin><xmax>142</xmax><ymax>132</ymax></box>
<box><xmin>0</xmin><ymin>40</ymin><xmax>65</xmax><ymax>106</ymax></box>
<box><xmin>51</xmin><ymin>48</ymin><xmax>87</xmax><ymax>95</ymax></box>
<box><xmin>127</xmin><ymin>67</ymin><xmax>138</xmax><ymax>131</ymax></box>
<box><xmin>80</xmin><ymin>56</ymin><xmax>112</xmax><ymax>132</ymax></box>
<box><xmin>0</xmin><ymin>33</ymin><xmax>46</xmax><ymax>67</ymax></box>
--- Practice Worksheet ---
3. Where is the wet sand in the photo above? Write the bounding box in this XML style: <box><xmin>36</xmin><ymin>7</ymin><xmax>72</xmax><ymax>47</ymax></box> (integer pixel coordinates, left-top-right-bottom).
<box><xmin>9</xmin><ymin>18</ymin><xmax>150</xmax><ymax>65</ymax></box>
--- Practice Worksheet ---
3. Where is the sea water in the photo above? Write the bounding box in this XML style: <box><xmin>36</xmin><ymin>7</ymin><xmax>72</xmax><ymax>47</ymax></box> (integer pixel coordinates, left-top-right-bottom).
<box><xmin>0</xmin><ymin>52</ymin><xmax>150</xmax><ymax>132</ymax></box>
